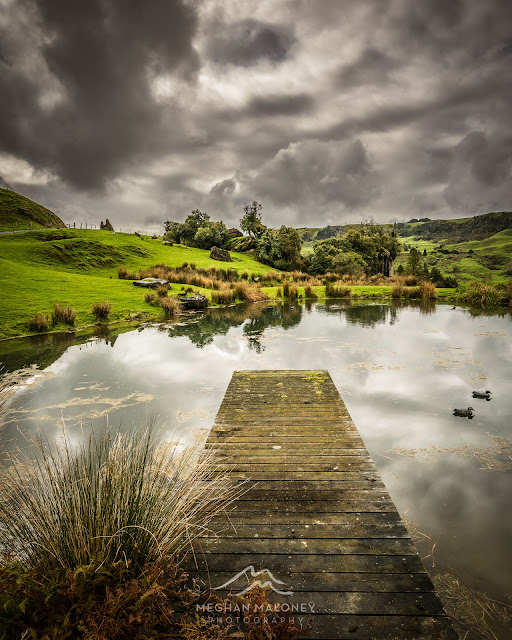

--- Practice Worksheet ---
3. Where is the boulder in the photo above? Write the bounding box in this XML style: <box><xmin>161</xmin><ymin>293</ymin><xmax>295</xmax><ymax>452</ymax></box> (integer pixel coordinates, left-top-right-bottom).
<box><xmin>177</xmin><ymin>293</ymin><xmax>208</xmax><ymax>309</ymax></box>
<box><xmin>210</xmin><ymin>246</ymin><xmax>232</xmax><ymax>262</ymax></box>
<box><xmin>133</xmin><ymin>278</ymin><xmax>169</xmax><ymax>289</ymax></box>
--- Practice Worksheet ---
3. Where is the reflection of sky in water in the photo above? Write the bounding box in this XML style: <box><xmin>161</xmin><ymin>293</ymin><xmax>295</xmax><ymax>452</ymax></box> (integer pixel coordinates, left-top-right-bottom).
<box><xmin>2</xmin><ymin>302</ymin><xmax>512</xmax><ymax>597</ymax></box>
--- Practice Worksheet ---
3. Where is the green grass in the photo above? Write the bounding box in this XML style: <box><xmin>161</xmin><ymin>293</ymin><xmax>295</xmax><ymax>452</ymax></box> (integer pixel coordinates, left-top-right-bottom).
<box><xmin>0</xmin><ymin>188</ymin><xmax>65</xmax><ymax>231</ymax></box>
<box><xmin>396</xmin><ymin>229</ymin><xmax>512</xmax><ymax>283</ymax></box>
<box><xmin>0</xmin><ymin>229</ymin><xmax>275</xmax><ymax>338</ymax></box>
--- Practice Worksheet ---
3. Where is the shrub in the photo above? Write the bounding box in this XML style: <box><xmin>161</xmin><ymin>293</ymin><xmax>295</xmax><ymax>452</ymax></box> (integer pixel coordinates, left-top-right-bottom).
<box><xmin>27</xmin><ymin>313</ymin><xmax>50</xmax><ymax>332</ymax></box>
<box><xmin>160</xmin><ymin>297</ymin><xmax>182</xmax><ymax>317</ymax></box>
<box><xmin>92</xmin><ymin>301</ymin><xmax>111</xmax><ymax>321</ymax></box>
<box><xmin>51</xmin><ymin>303</ymin><xmax>76</xmax><ymax>326</ymax></box>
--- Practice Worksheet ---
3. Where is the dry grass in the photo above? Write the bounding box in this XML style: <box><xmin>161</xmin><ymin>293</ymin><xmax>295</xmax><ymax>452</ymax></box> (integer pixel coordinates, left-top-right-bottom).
<box><xmin>51</xmin><ymin>303</ymin><xmax>76</xmax><ymax>326</ymax></box>
<box><xmin>92</xmin><ymin>300</ymin><xmax>111</xmax><ymax>321</ymax></box>
<box><xmin>160</xmin><ymin>296</ymin><xmax>182</xmax><ymax>317</ymax></box>
<box><xmin>0</xmin><ymin>427</ymin><xmax>241</xmax><ymax>574</ymax></box>
<box><xmin>420</xmin><ymin>281</ymin><xmax>438</xmax><ymax>299</ymax></box>
<box><xmin>325</xmin><ymin>283</ymin><xmax>352</xmax><ymax>298</ymax></box>
<box><xmin>26</xmin><ymin>313</ymin><xmax>50</xmax><ymax>332</ymax></box>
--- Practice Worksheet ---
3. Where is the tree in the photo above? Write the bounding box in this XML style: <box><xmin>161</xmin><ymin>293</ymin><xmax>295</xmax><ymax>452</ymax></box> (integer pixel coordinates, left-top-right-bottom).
<box><xmin>164</xmin><ymin>220</ymin><xmax>184</xmax><ymax>243</ymax></box>
<box><xmin>406</xmin><ymin>247</ymin><xmax>422</xmax><ymax>276</ymax></box>
<box><xmin>240</xmin><ymin>201</ymin><xmax>265</xmax><ymax>238</ymax></box>
<box><xmin>256</xmin><ymin>226</ymin><xmax>302</xmax><ymax>270</ymax></box>
<box><xmin>194</xmin><ymin>221</ymin><xmax>229</xmax><ymax>250</ymax></box>
<box><xmin>180</xmin><ymin>209</ymin><xmax>210</xmax><ymax>244</ymax></box>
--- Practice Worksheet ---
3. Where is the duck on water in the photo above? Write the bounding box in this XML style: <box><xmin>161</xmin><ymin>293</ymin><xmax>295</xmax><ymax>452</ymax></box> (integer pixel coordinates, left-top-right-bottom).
<box><xmin>453</xmin><ymin>407</ymin><xmax>475</xmax><ymax>419</ymax></box>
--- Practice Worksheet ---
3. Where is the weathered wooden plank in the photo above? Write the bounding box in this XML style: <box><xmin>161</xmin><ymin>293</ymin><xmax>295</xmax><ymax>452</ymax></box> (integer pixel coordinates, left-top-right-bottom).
<box><xmin>189</xmin><ymin>370</ymin><xmax>454</xmax><ymax>639</ymax></box>
<box><xmin>197</xmin><ymin>537</ymin><xmax>417</xmax><ymax>555</ymax></box>
<box><xmin>182</xmin><ymin>553</ymin><xmax>427</xmax><ymax>574</ymax></box>
<box><xmin>192</xmin><ymin>571</ymin><xmax>433</xmax><ymax>593</ymax></box>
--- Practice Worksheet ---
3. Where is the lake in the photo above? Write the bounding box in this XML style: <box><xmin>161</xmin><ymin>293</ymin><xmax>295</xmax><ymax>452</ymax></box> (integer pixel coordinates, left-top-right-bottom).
<box><xmin>1</xmin><ymin>300</ymin><xmax>511</xmax><ymax>621</ymax></box>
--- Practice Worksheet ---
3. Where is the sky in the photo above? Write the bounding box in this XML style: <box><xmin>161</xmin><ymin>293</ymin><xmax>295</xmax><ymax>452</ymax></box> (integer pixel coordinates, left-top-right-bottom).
<box><xmin>1</xmin><ymin>0</ymin><xmax>511</xmax><ymax>232</ymax></box>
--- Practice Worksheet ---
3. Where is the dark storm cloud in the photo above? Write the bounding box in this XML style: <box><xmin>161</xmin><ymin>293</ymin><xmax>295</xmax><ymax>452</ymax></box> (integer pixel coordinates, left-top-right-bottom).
<box><xmin>245</xmin><ymin>93</ymin><xmax>314</xmax><ymax>118</ymax></box>
<box><xmin>0</xmin><ymin>0</ymin><xmax>199</xmax><ymax>190</ymax></box>
<box><xmin>203</xmin><ymin>18</ymin><xmax>294</xmax><ymax>67</ymax></box>
<box><xmin>335</xmin><ymin>48</ymin><xmax>398</xmax><ymax>88</ymax></box>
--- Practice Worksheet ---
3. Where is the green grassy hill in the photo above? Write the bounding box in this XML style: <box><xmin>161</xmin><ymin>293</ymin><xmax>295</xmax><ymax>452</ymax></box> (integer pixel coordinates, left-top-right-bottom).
<box><xmin>0</xmin><ymin>229</ymin><xmax>273</xmax><ymax>338</ymax></box>
<box><xmin>395</xmin><ymin>211</ymin><xmax>512</xmax><ymax>242</ymax></box>
<box><xmin>0</xmin><ymin>188</ymin><xmax>66</xmax><ymax>231</ymax></box>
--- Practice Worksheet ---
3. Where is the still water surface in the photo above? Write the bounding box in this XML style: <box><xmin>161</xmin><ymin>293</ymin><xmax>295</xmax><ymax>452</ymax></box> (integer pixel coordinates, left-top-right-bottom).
<box><xmin>1</xmin><ymin>301</ymin><xmax>511</xmax><ymax>605</ymax></box>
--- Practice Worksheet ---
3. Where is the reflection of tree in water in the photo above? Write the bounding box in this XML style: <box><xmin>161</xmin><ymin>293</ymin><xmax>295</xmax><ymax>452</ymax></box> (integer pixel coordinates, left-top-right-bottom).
<box><xmin>166</xmin><ymin>303</ymin><xmax>303</xmax><ymax>350</ymax></box>
<box><xmin>318</xmin><ymin>300</ymin><xmax>439</xmax><ymax>327</ymax></box>
<box><xmin>319</xmin><ymin>302</ymin><xmax>397</xmax><ymax>328</ymax></box>
<box><xmin>243</xmin><ymin>303</ymin><xmax>303</xmax><ymax>352</ymax></box>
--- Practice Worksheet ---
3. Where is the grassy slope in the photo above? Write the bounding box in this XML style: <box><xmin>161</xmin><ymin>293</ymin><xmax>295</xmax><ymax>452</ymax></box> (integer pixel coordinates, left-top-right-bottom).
<box><xmin>0</xmin><ymin>229</ymin><xmax>273</xmax><ymax>338</ymax></box>
<box><xmin>0</xmin><ymin>188</ymin><xmax>66</xmax><ymax>230</ymax></box>
<box><xmin>395</xmin><ymin>229</ymin><xmax>512</xmax><ymax>282</ymax></box>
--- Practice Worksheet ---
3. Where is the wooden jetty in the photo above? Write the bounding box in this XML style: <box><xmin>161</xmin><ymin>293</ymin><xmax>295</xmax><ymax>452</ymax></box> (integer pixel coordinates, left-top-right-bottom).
<box><xmin>186</xmin><ymin>370</ymin><xmax>457</xmax><ymax>639</ymax></box>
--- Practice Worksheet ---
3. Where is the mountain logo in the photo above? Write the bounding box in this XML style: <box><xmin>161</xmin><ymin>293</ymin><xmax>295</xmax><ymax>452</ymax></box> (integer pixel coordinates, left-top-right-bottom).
<box><xmin>213</xmin><ymin>566</ymin><xmax>293</xmax><ymax>596</ymax></box>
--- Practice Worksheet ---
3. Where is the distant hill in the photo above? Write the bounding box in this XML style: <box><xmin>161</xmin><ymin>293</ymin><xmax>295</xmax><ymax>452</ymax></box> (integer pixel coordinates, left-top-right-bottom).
<box><xmin>0</xmin><ymin>188</ymin><xmax>65</xmax><ymax>231</ymax></box>
<box><xmin>395</xmin><ymin>211</ymin><xmax>512</xmax><ymax>242</ymax></box>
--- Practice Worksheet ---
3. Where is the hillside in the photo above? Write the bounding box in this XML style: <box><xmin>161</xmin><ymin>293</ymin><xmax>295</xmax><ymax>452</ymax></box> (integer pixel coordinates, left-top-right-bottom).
<box><xmin>0</xmin><ymin>229</ymin><xmax>273</xmax><ymax>338</ymax></box>
<box><xmin>0</xmin><ymin>188</ymin><xmax>66</xmax><ymax>231</ymax></box>
<box><xmin>395</xmin><ymin>211</ymin><xmax>512</xmax><ymax>242</ymax></box>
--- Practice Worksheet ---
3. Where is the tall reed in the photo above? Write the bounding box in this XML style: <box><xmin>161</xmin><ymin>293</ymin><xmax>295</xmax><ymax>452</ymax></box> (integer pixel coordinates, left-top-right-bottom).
<box><xmin>0</xmin><ymin>428</ymin><xmax>240</xmax><ymax>574</ymax></box>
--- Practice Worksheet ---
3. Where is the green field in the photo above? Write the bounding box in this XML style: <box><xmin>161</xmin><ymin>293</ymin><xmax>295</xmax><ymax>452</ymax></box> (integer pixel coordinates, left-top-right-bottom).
<box><xmin>395</xmin><ymin>229</ymin><xmax>512</xmax><ymax>282</ymax></box>
<box><xmin>0</xmin><ymin>229</ymin><xmax>273</xmax><ymax>338</ymax></box>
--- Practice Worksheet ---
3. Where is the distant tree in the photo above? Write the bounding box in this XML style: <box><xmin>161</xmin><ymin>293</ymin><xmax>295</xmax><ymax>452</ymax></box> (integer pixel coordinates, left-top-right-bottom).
<box><xmin>181</xmin><ymin>209</ymin><xmax>210</xmax><ymax>244</ymax></box>
<box><xmin>423</xmin><ymin>249</ymin><xmax>427</xmax><ymax>256</ymax></box>
<box><xmin>194</xmin><ymin>221</ymin><xmax>229</xmax><ymax>250</ymax></box>
<box><xmin>395</xmin><ymin>263</ymin><xmax>404</xmax><ymax>276</ymax></box>
<box><xmin>406</xmin><ymin>247</ymin><xmax>422</xmax><ymax>276</ymax></box>
<box><xmin>256</xmin><ymin>226</ymin><xmax>302</xmax><ymax>270</ymax></box>
<box><xmin>164</xmin><ymin>220</ymin><xmax>184</xmax><ymax>243</ymax></box>
<box><xmin>240</xmin><ymin>201</ymin><xmax>266</xmax><ymax>238</ymax></box>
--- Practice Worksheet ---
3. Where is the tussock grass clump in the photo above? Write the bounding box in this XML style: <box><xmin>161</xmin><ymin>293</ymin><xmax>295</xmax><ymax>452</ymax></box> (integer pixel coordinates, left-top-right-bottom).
<box><xmin>232</xmin><ymin>282</ymin><xmax>268</xmax><ymax>302</ymax></box>
<box><xmin>325</xmin><ymin>283</ymin><xmax>351</xmax><ymax>298</ymax></box>
<box><xmin>144</xmin><ymin>292</ymin><xmax>156</xmax><ymax>304</ymax></box>
<box><xmin>27</xmin><ymin>313</ymin><xmax>50</xmax><ymax>332</ymax></box>
<box><xmin>0</xmin><ymin>428</ymin><xmax>239</xmax><ymax>574</ymax></box>
<box><xmin>156</xmin><ymin>285</ymin><xmax>169</xmax><ymax>298</ymax></box>
<box><xmin>391</xmin><ymin>285</ymin><xmax>403</xmax><ymax>298</ymax></box>
<box><xmin>404</xmin><ymin>275</ymin><xmax>418</xmax><ymax>286</ymax></box>
<box><xmin>463</xmin><ymin>282</ymin><xmax>507</xmax><ymax>307</ymax></box>
<box><xmin>51</xmin><ymin>303</ymin><xmax>76</xmax><ymax>326</ymax></box>
<box><xmin>403</xmin><ymin>286</ymin><xmax>421</xmax><ymax>299</ymax></box>
<box><xmin>304</xmin><ymin>285</ymin><xmax>318</xmax><ymax>299</ymax></box>
<box><xmin>92</xmin><ymin>300</ymin><xmax>111</xmax><ymax>321</ymax></box>
<box><xmin>288</xmin><ymin>285</ymin><xmax>298</xmax><ymax>301</ymax></box>
<box><xmin>420</xmin><ymin>281</ymin><xmax>437</xmax><ymax>300</ymax></box>
<box><xmin>160</xmin><ymin>296</ymin><xmax>181</xmax><ymax>317</ymax></box>
<box><xmin>117</xmin><ymin>266</ymin><xmax>138</xmax><ymax>280</ymax></box>
<box><xmin>211</xmin><ymin>287</ymin><xmax>235</xmax><ymax>305</ymax></box>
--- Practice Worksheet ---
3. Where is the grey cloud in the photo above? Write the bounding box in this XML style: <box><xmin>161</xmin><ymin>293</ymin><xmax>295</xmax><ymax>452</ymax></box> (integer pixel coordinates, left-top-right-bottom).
<box><xmin>335</xmin><ymin>48</ymin><xmax>398</xmax><ymax>89</ymax></box>
<box><xmin>245</xmin><ymin>93</ymin><xmax>314</xmax><ymax>117</ymax></box>
<box><xmin>0</xmin><ymin>0</ymin><xmax>199</xmax><ymax>191</ymax></box>
<box><xmin>203</xmin><ymin>18</ymin><xmax>294</xmax><ymax>67</ymax></box>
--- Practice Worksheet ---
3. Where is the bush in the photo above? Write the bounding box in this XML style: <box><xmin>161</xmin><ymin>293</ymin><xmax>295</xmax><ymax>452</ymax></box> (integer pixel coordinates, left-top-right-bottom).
<box><xmin>92</xmin><ymin>301</ymin><xmax>111</xmax><ymax>321</ymax></box>
<box><xmin>51</xmin><ymin>303</ymin><xmax>76</xmax><ymax>326</ymax></box>
<box><xmin>27</xmin><ymin>313</ymin><xmax>50</xmax><ymax>332</ymax></box>
<box><xmin>160</xmin><ymin>297</ymin><xmax>182</xmax><ymax>317</ymax></box>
